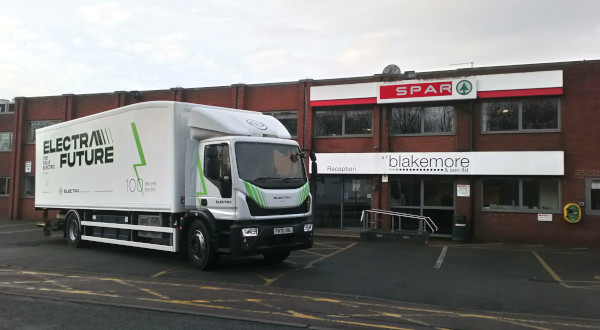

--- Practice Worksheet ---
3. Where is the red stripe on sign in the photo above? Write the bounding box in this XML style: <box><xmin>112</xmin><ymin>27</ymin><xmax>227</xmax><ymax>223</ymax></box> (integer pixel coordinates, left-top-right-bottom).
<box><xmin>310</xmin><ymin>97</ymin><xmax>377</xmax><ymax>107</ymax></box>
<box><xmin>478</xmin><ymin>87</ymin><xmax>563</xmax><ymax>98</ymax></box>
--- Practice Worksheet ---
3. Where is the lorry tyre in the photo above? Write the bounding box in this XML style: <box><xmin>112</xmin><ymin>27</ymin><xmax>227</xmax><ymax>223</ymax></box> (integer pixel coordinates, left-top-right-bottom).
<box><xmin>65</xmin><ymin>212</ymin><xmax>84</xmax><ymax>248</ymax></box>
<box><xmin>263</xmin><ymin>251</ymin><xmax>290</xmax><ymax>263</ymax></box>
<box><xmin>187</xmin><ymin>220</ymin><xmax>214</xmax><ymax>270</ymax></box>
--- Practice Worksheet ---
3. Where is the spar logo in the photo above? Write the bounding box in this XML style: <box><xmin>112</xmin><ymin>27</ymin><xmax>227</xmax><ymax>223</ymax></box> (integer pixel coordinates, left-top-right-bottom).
<box><xmin>456</xmin><ymin>80</ymin><xmax>473</xmax><ymax>95</ymax></box>
<box><xmin>381</xmin><ymin>81</ymin><xmax>452</xmax><ymax>99</ymax></box>
<box><xmin>379</xmin><ymin>78</ymin><xmax>476</xmax><ymax>101</ymax></box>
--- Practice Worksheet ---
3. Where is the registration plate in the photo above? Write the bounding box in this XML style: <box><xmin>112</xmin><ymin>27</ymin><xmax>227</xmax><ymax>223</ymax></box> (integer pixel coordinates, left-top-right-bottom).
<box><xmin>274</xmin><ymin>227</ymin><xmax>293</xmax><ymax>235</ymax></box>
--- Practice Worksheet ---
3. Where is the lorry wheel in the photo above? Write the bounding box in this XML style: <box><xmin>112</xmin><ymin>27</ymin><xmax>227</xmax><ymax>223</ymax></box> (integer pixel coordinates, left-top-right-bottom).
<box><xmin>263</xmin><ymin>251</ymin><xmax>290</xmax><ymax>263</ymax></box>
<box><xmin>65</xmin><ymin>212</ymin><xmax>84</xmax><ymax>248</ymax></box>
<box><xmin>187</xmin><ymin>221</ymin><xmax>214</xmax><ymax>270</ymax></box>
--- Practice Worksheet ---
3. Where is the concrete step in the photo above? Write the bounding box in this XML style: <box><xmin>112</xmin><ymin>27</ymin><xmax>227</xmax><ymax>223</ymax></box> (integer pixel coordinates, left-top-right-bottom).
<box><xmin>360</xmin><ymin>230</ymin><xmax>430</xmax><ymax>244</ymax></box>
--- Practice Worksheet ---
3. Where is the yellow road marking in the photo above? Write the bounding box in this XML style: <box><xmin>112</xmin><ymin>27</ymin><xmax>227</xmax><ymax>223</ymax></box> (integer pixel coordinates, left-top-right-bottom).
<box><xmin>32</xmin><ymin>287</ymin><xmax>120</xmax><ymax>298</ymax></box>
<box><xmin>239</xmin><ymin>242</ymin><xmax>358</xmax><ymax>287</ymax></box>
<box><xmin>102</xmin><ymin>277</ymin><xmax>170</xmax><ymax>299</ymax></box>
<box><xmin>4</xmin><ymin>268</ymin><xmax>598</xmax><ymax>329</ymax></box>
<box><xmin>532</xmin><ymin>251</ymin><xmax>565</xmax><ymax>286</ymax></box>
<box><xmin>335</xmin><ymin>319</ymin><xmax>414</xmax><ymax>330</ymax></box>
<box><xmin>286</xmin><ymin>310</ymin><xmax>323</xmax><ymax>320</ymax></box>
<box><xmin>313</xmin><ymin>298</ymin><xmax>340</xmax><ymax>303</ymax></box>
<box><xmin>151</xmin><ymin>267</ymin><xmax>180</xmax><ymax>278</ymax></box>
<box><xmin>140</xmin><ymin>288</ymin><xmax>169</xmax><ymax>299</ymax></box>
<box><xmin>263</xmin><ymin>242</ymin><xmax>357</xmax><ymax>286</ymax></box>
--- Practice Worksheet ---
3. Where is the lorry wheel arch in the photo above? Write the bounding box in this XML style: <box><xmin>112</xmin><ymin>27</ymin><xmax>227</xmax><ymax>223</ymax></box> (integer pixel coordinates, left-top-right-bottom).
<box><xmin>186</xmin><ymin>219</ymin><xmax>216</xmax><ymax>270</ymax></box>
<box><xmin>181</xmin><ymin>211</ymin><xmax>216</xmax><ymax>245</ymax></box>
<box><xmin>65</xmin><ymin>210</ymin><xmax>84</xmax><ymax>248</ymax></box>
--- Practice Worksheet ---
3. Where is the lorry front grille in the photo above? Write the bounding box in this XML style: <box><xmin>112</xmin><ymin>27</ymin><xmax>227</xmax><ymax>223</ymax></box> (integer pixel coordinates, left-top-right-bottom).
<box><xmin>246</xmin><ymin>196</ymin><xmax>309</xmax><ymax>216</ymax></box>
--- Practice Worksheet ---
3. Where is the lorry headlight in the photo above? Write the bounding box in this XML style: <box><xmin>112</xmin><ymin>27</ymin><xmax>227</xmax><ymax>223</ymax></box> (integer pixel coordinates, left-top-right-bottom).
<box><xmin>304</xmin><ymin>224</ymin><xmax>313</xmax><ymax>232</ymax></box>
<box><xmin>242</xmin><ymin>228</ymin><xmax>259</xmax><ymax>237</ymax></box>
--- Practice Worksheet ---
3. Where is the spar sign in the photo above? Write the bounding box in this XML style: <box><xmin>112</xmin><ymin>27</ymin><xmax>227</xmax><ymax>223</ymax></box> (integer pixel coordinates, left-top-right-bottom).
<box><xmin>378</xmin><ymin>78</ymin><xmax>477</xmax><ymax>103</ymax></box>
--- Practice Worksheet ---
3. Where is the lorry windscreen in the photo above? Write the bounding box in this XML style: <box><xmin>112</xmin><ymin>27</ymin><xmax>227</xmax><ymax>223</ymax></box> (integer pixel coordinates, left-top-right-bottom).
<box><xmin>235</xmin><ymin>142</ymin><xmax>307</xmax><ymax>189</ymax></box>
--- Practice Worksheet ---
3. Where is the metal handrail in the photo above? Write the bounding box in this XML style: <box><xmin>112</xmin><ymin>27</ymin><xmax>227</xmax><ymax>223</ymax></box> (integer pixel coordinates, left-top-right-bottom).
<box><xmin>360</xmin><ymin>209</ymin><xmax>438</xmax><ymax>233</ymax></box>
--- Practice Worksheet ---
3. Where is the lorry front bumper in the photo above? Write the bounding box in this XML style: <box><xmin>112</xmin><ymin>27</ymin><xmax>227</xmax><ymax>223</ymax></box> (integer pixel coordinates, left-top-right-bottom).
<box><xmin>230</xmin><ymin>218</ymin><xmax>313</xmax><ymax>257</ymax></box>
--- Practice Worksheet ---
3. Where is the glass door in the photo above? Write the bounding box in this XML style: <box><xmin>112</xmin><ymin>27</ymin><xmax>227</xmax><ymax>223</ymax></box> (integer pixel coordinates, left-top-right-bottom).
<box><xmin>342</xmin><ymin>177</ymin><xmax>372</xmax><ymax>229</ymax></box>
<box><xmin>314</xmin><ymin>176</ymin><xmax>342</xmax><ymax>229</ymax></box>
<box><xmin>389</xmin><ymin>176</ymin><xmax>455</xmax><ymax>235</ymax></box>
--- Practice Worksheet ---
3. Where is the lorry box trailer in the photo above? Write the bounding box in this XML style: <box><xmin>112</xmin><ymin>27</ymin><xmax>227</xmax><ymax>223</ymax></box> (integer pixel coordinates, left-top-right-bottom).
<box><xmin>35</xmin><ymin>101</ymin><xmax>314</xmax><ymax>269</ymax></box>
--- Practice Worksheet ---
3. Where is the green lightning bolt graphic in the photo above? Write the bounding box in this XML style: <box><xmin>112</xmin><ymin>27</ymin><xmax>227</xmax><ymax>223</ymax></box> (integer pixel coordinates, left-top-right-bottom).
<box><xmin>130</xmin><ymin>122</ymin><xmax>146</xmax><ymax>195</ymax></box>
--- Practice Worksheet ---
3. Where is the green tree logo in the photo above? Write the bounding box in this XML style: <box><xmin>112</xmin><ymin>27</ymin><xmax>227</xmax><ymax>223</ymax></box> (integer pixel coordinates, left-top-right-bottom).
<box><xmin>456</xmin><ymin>80</ymin><xmax>473</xmax><ymax>95</ymax></box>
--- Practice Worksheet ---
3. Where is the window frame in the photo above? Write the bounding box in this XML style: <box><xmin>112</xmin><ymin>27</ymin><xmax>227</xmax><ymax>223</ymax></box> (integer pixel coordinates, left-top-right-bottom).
<box><xmin>481</xmin><ymin>97</ymin><xmax>561</xmax><ymax>134</ymax></box>
<box><xmin>481</xmin><ymin>177</ymin><xmax>561</xmax><ymax>213</ymax></box>
<box><xmin>0</xmin><ymin>132</ymin><xmax>13</xmax><ymax>152</ymax></box>
<box><xmin>389</xmin><ymin>103</ymin><xmax>456</xmax><ymax>136</ymax></box>
<box><xmin>389</xmin><ymin>177</ymin><xmax>455</xmax><ymax>210</ymax></box>
<box><xmin>26</xmin><ymin>120</ymin><xmax>60</xmax><ymax>144</ymax></box>
<box><xmin>264</xmin><ymin>110</ymin><xmax>298</xmax><ymax>138</ymax></box>
<box><xmin>313</xmin><ymin>107</ymin><xmax>373</xmax><ymax>138</ymax></box>
<box><xmin>585</xmin><ymin>178</ymin><xmax>600</xmax><ymax>215</ymax></box>
<box><xmin>0</xmin><ymin>177</ymin><xmax>9</xmax><ymax>196</ymax></box>
<box><xmin>0</xmin><ymin>103</ymin><xmax>14</xmax><ymax>113</ymax></box>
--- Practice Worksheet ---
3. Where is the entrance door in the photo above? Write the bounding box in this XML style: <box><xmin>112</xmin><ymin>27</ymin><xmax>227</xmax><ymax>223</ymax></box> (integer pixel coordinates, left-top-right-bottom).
<box><xmin>389</xmin><ymin>177</ymin><xmax>455</xmax><ymax>236</ymax></box>
<box><xmin>314</xmin><ymin>176</ymin><xmax>372</xmax><ymax>230</ymax></box>
<box><xmin>342</xmin><ymin>177</ymin><xmax>372</xmax><ymax>229</ymax></box>
<box><xmin>314</xmin><ymin>176</ymin><xmax>342</xmax><ymax>229</ymax></box>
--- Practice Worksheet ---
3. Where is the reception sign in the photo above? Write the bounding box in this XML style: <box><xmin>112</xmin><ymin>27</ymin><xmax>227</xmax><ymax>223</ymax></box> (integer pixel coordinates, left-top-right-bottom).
<box><xmin>315</xmin><ymin>151</ymin><xmax>564</xmax><ymax>176</ymax></box>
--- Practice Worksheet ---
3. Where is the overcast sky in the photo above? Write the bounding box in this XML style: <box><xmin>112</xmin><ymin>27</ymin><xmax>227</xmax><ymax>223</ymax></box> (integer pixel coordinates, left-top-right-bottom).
<box><xmin>1</xmin><ymin>0</ymin><xmax>599</xmax><ymax>100</ymax></box>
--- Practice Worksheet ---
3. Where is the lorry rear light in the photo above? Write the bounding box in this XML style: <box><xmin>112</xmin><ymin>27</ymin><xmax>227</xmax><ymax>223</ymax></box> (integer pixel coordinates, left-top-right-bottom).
<box><xmin>242</xmin><ymin>228</ymin><xmax>259</xmax><ymax>237</ymax></box>
<box><xmin>304</xmin><ymin>224</ymin><xmax>313</xmax><ymax>232</ymax></box>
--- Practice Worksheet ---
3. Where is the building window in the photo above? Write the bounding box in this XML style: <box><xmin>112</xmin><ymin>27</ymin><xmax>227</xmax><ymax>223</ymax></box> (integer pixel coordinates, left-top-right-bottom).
<box><xmin>26</xmin><ymin>120</ymin><xmax>60</xmax><ymax>144</ymax></box>
<box><xmin>0</xmin><ymin>132</ymin><xmax>12</xmax><ymax>151</ymax></box>
<box><xmin>585</xmin><ymin>179</ymin><xmax>600</xmax><ymax>215</ymax></box>
<box><xmin>314</xmin><ymin>108</ymin><xmax>372</xmax><ymax>137</ymax></box>
<box><xmin>23</xmin><ymin>176</ymin><xmax>35</xmax><ymax>198</ymax></box>
<box><xmin>390</xmin><ymin>105</ymin><xmax>454</xmax><ymax>135</ymax></box>
<box><xmin>482</xmin><ymin>97</ymin><xmax>560</xmax><ymax>132</ymax></box>
<box><xmin>0</xmin><ymin>177</ymin><xmax>9</xmax><ymax>196</ymax></box>
<box><xmin>265</xmin><ymin>111</ymin><xmax>298</xmax><ymax>137</ymax></box>
<box><xmin>0</xmin><ymin>103</ymin><xmax>14</xmax><ymax>113</ymax></box>
<box><xmin>482</xmin><ymin>178</ymin><xmax>560</xmax><ymax>211</ymax></box>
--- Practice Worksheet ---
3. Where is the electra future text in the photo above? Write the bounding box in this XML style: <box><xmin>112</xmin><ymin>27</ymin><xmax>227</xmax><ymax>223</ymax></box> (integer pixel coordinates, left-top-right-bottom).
<box><xmin>43</xmin><ymin>130</ymin><xmax>114</xmax><ymax>168</ymax></box>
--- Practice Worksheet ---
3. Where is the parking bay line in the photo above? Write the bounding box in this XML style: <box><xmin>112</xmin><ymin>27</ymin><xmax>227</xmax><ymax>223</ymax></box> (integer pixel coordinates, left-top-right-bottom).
<box><xmin>433</xmin><ymin>246</ymin><xmax>448</xmax><ymax>269</ymax></box>
<box><xmin>0</xmin><ymin>229</ymin><xmax>41</xmax><ymax>234</ymax></box>
<box><xmin>0</xmin><ymin>223</ymin><xmax>38</xmax><ymax>228</ymax></box>
<box><xmin>259</xmin><ymin>242</ymin><xmax>358</xmax><ymax>287</ymax></box>
<box><xmin>532</xmin><ymin>251</ymin><xmax>567</xmax><ymax>288</ymax></box>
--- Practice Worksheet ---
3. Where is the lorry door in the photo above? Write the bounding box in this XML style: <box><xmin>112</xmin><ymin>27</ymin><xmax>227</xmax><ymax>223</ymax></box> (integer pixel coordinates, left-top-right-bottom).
<box><xmin>203</xmin><ymin>143</ymin><xmax>232</xmax><ymax>198</ymax></box>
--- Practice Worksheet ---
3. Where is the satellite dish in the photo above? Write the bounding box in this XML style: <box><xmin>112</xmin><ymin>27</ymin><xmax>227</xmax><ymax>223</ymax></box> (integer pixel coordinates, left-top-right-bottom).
<box><xmin>382</xmin><ymin>64</ymin><xmax>401</xmax><ymax>75</ymax></box>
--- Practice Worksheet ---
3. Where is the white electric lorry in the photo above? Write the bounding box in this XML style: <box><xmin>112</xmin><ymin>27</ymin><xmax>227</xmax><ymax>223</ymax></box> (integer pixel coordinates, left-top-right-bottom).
<box><xmin>35</xmin><ymin>101</ymin><xmax>314</xmax><ymax>269</ymax></box>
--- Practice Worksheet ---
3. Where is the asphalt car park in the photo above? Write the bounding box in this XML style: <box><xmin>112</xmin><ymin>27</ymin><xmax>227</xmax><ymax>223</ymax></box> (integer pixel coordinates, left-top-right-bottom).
<box><xmin>0</xmin><ymin>219</ymin><xmax>599</xmax><ymax>329</ymax></box>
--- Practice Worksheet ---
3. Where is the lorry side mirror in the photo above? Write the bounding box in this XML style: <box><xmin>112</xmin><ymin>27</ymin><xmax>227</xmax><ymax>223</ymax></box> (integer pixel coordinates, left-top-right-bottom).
<box><xmin>300</xmin><ymin>149</ymin><xmax>316</xmax><ymax>162</ymax></box>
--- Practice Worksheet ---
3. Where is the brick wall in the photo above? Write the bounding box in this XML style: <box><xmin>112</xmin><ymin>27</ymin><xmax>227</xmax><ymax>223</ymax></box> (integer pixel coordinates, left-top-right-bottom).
<box><xmin>3</xmin><ymin>60</ymin><xmax>600</xmax><ymax>246</ymax></box>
